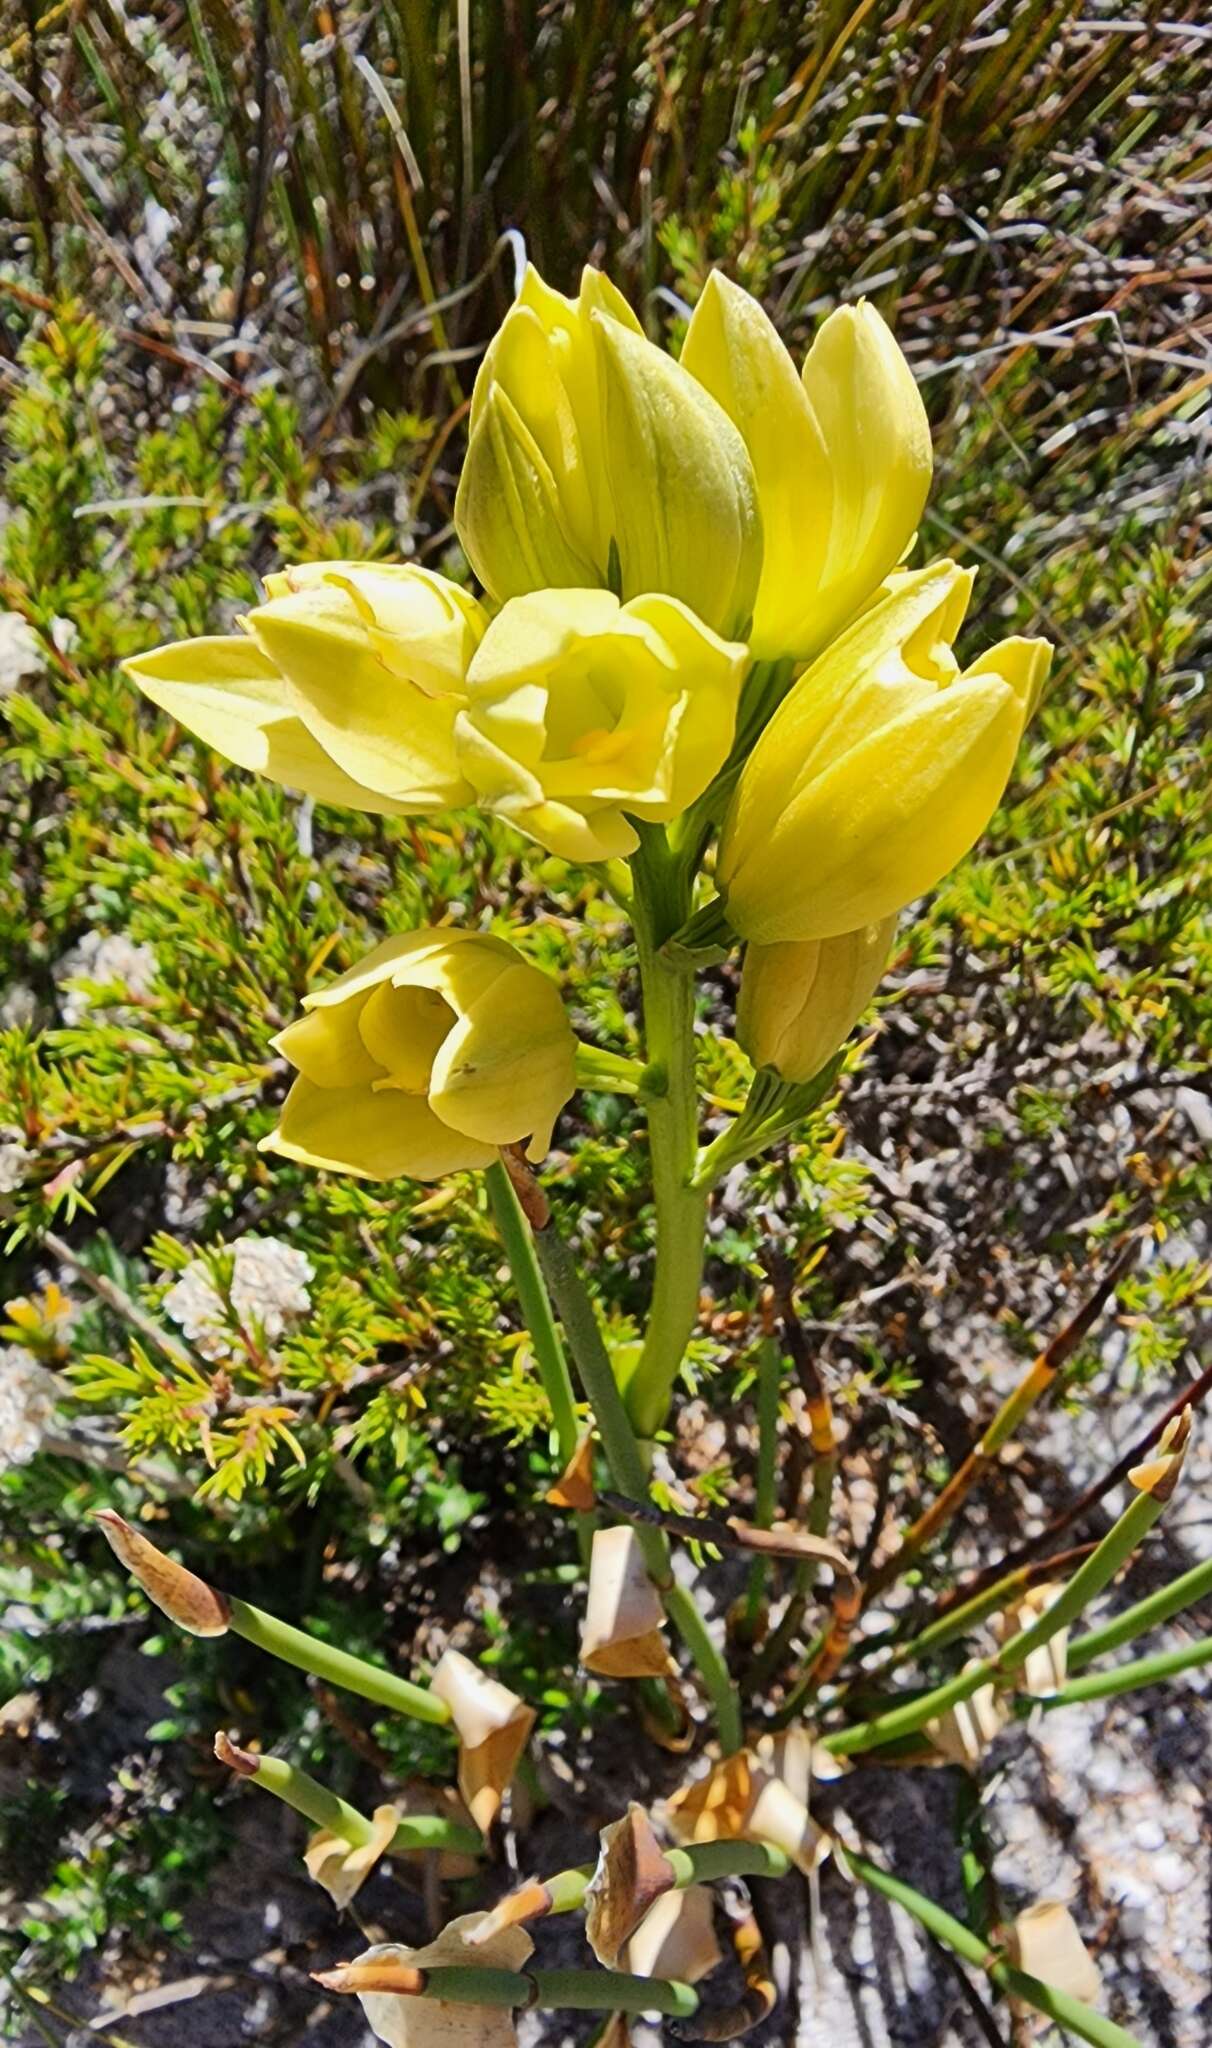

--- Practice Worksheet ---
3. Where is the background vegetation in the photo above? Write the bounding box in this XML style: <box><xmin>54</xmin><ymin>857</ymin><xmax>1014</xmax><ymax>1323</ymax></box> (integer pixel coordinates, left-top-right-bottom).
<box><xmin>0</xmin><ymin>0</ymin><xmax>1208</xmax><ymax>2037</ymax></box>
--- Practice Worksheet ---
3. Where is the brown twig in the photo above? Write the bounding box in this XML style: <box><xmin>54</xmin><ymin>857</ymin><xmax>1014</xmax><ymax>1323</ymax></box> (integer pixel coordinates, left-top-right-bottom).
<box><xmin>866</xmin><ymin>1232</ymin><xmax>1143</xmax><ymax>1597</ymax></box>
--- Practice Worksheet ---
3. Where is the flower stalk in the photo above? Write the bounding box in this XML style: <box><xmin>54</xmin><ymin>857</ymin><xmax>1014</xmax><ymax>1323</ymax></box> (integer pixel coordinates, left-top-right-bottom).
<box><xmin>214</xmin><ymin>1734</ymin><xmax>483</xmax><ymax>1856</ymax></box>
<box><xmin>843</xmin><ymin>1849</ymin><xmax>1143</xmax><ymax>2048</ymax></box>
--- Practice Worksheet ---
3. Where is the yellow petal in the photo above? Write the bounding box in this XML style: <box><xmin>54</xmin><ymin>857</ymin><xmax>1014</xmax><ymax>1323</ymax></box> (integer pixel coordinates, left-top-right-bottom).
<box><xmin>246</xmin><ymin>579</ymin><xmax>472</xmax><ymax>809</ymax></box>
<box><xmin>263</xmin><ymin>1074</ymin><xmax>495</xmax><ymax>1180</ymax></box>
<box><xmin>737</xmin><ymin>915</ymin><xmax>897</xmax><ymax>1082</ymax></box>
<box><xmin>455</xmin><ymin>385</ymin><xmax>602</xmax><ymax>602</ymax></box>
<box><xmin>797</xmin><ymin>300</ymin><xmax>932</xmax><ymax>652</ymax></box>
<box><xmin>593</xmin><ymin>313</ymin><xmax>762</xmax><ymax>639</ymax></box>
<box><xmin>682</xmin><ymin>271</ymin><xmax>831</xmax><ymax>658</ymax></box>
<box><xmin>273</xmin><ymin>994</ymin><xmax>385</xmax><ymax>1091</ymax></box>
<box><xmin>427</xmin><ymin>961</ymin><xmax>576</xmax><ymax>1153</ymax></box>
<box><xmin>124</xmin><ymin>636</ymin><xmax>411</xmax><ymax>814</ymax></box>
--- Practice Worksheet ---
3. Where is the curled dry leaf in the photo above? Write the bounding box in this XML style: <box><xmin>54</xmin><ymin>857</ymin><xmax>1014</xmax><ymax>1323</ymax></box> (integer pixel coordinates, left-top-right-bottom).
<box><xmin>668</xmin><ymin>1748</ymin><xmax>828</xmax><ymax>1875</ymax></box>
<box><xmin>926</xmin><ymin>1664</ymin><xmax>1010</xmax><ymax>1770</ymax></box>
<box><xmin>997</xmin><ymin>1583</ymin><xmax>1069</xmax><ymax>1697</ymax></box>
<box><xmin>430</xmin><ymin>1648</ymin><xmax>536</xmax><ymax>1834</ymax></box>
<box><xmin>580</xmin><ymin>1526</ymin><xmax>673</xmax><ymax>1679</ymax></box>
<box><xmin>585</xmin><ymin>1802</ymin><xmax>676</xmax><ymax>1967</ymax></box>
<box><xmin>625</xmin><ymin>1885</ymin><xmax>722</xmax><ymax>1984</ymax></box>
<box><xmin>546</xmin><ymin>1431</ymin><xmax>596</xmax><ymax>1510</ymax></box>
<box><xmin>1005</xmin><ymin>1901</ymin><xmax>1101</xmax><ymax>2005</ymax></box>
<box><xmin>316</xmin><ymin>1913</ymin><xmax>533</xmax><ymax>2048</ymax></box>
<box><xmin>749</xmin><ymin>1724</ymin><xmax>852</xmax><ymax>1798</ymax></box>
<box><xmin>95</xmin><ymin>1510</ymin><xmax>230</xmax><ymax>1637</ymax></box>
<box><xmin>305</xmin><ymin>1803</ymin><xmax>400</xmax><ymax>1910</ymax></box>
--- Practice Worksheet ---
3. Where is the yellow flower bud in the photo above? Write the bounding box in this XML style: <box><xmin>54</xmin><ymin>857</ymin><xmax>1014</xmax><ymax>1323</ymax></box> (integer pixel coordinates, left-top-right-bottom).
<box><xmin>456</xmin><ymin>265</ymin><xmax>762</xmax><ymax>638</ymax></box>
<box><xmin>737</xmin><ymin>917</ymin><xmax>898</xmax><ymax>1083</ymax></box>
<box><xmin>124</xmin><ymin>562</ymin><xmax>486</xmax><ymax>814</ymax></box>
<box><xmin>454</xmin><ymin>588</ymin><xmax>747</xmax><ymax>862</ymax></box>
<box><xmin>262</xmin><ymin>930</ymin><xmax>576</xmax><ymax>1181</ymax></box>
<box><xmin>718</xmin><ymin>561</ymin><xmax>1052</xmax><ymax>944</ymax></box>
<box><xmin>681</xmin><ymin>272</ymin><xmax>932</xmax><ymax>659</ymax></box>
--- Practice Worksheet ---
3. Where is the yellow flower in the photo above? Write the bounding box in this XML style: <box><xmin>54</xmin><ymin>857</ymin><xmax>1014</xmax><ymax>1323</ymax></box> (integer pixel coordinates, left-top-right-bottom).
<box><xmin>454</xmin><ymin>588</ymin><xmax>747</xmax><ymax>862</ymax></box>
<box><xmin>124</xmin><ymin>561</ymin><xmax>487</xmax><ymax>813</ymax></box>
<box><xmin>455</xmin><ymin>265</ymin><xmax>762</xmax><ymax>639</ymax></box>
<box><xmin>737</xmin><ymin>917</ymin><xmax>898</xmax><ymax>1083</ymax></box>
<box><xmin>262</xmin><ymin>931</ymin><xmax>576</xmax><ymax>1181</ymax></box>
<box><xmin>718</xmin><ymin>561</ymin><xmax>1052</xmax><ymax>944</ymax></box>
<box><xmin>681</xmin><ymin>273</ymin><xmax>932</xmax><ymax>660</ymax></box>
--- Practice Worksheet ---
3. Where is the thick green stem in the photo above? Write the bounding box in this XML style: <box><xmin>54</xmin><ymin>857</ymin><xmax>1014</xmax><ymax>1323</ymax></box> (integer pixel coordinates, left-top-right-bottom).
<box><xmin>825</xmin><ymin>1472</ymin><xmax>1179</xmax><ymax>1758</ymax></box>
<box><xmin>238</xmin><ymin>1751</ymin><xmax>482</xmax><ymax>1857</ymax></box>
<box><xmin>625</xmin><ymin>828</ymin><xmax>708</xmax><ymax>1439</ymax></box>
<box><xmin>529</xmin><ymin>1205</ymin><xmax>742</xmax><ymax>1752</ymax></box>
<box><xmin>845</xmin><ymin>1851</ymin><xmax>1144</xmax><ymax>2048</ymax></box>
<box><xmin>1068</xmin><ymin>1552</ymin><xmax>1212</xmax><ymax>1670</ymax></box>
<box><xmin>370</xmin><ymin>1966</ymin><xmax>698</xmax><ymax>2018</ymax></box>
<box><xmin>486</xmin><ymin>1158</ymin><xmax>592</xmax><ymax>1564</ymax></box>
<box><xmin>1032</xmin><ymin>1635</ymin><xmax>1212</xmax><ymax>1707</ymax></box>
<box><xmin>227</xmin><ymin>1597</ymin><xmax>449</xmax><ymax>1726</ymax></box>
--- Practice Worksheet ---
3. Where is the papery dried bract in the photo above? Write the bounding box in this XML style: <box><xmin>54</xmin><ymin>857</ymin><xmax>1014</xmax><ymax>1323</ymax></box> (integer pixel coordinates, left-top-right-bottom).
<box><xmin>305</xmin><ymin>1804</ymin><xmax>399</xmax><ymax>1910</ymax></box>
<box><xmin>323</xmin><ymin>1914</ymin><xmax>532</xmax><ymax>2048</ymax></box>
<box><xmin>430</xmin><ymin>1649</ymin><xmax>536</xmax><ymax>1834</ymax></box>
<box><xmin>719</xmin><ymin>561</ymin><xmax>1052</xmax><ymax>943</ymax></box>
<box><xmin>668</xmin><ymin>1748</ymin><xmax>828</xmax><ymax>1875</ymax></box>
<box><xmin>997</xmin><ymin>1584</ymin><xmax>1069</xmax><ymax>1698</ymax></box>
<box><xmin>454</xmin><ymin>589</ymin><xmax>746</xmax><ymax>862</ymax></box>
<box><xmin>580</xmin><ymin>1527</ymin><xmax>673</xmax><ymax>1679</ymax></box>
<box><xmin>95</xmin><ymin>1511</ymin><xmax>230</xmax><ymax>1637</ymax></box>
<box><xmin>926</xmin><ymin>1665</ymin><xmax>1010</xmax><ymax>1770</ymax></box>
<box><xmin>682</xmin><ymin>274</ymin><xmax>932</xmax><ymax>659</ymax></box>
<box><xmin>624</xmin><ymin>1886</ymin><xmax>721</xmax><ymax>1985</ymax></box>
<box><xmin>1005</xmin><ymin>1901</ymin><xmax>1101</xmax><ymax>2006</ymax></box>
<box><xmin>263</xmin><ymin>930</ymin><xmax>576</xmax><ymax>1181</ymax></box>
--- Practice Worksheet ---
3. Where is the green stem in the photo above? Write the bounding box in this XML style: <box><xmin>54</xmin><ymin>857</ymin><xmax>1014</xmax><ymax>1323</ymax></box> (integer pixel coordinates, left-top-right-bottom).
<box><xmin>825</xmin><ymin>1474</ymin><xmax>1178</xmax><ymax>1758</ymax></box>
<box><xmin>227</xmin><ymin>1597</ymin><xmax>449</xmax><ymax>1726</ymax></box>
<box><xmin>1068</xmin><ymin>1552</ymin><xmax>1212</xmax><ymax>1670</ymax></box>
<box><xmin>239</xmin><ymin>1751</ymin><xmax>482</xmax><ymax>1857</ymax></box>
<box><xmin>625</xmin><ymin>827</ymin><xmax>708</xmax><ymax>1439</ymax></box>
<box><xmin>743</xmin><ymin>1338</ymin><xmax>782</xmax><ymax>1631</ymax></box>
<box><xmin>573</xmin><ymin>1044</ymin><xmax>652</xmax><ymax>1097</ymax></box>
<box><xmin>486</xmin><ymin>1158</ymin><xmax>592</xmax><ymax>1565</ymax></box>
<box><xmin>664</xmin><ymin>1582</ymin><xmax>743</xmax><ymax>1755</ymax></box>
<box><xmin>845</xmin><ymin>1851</ymin><xmax>1144</xmax><ymax>2048</ymax></box>
<box><xmin>1032</xmin><ymin>1635</ymin><xmax>1212</xmax><ymax>1707</ymax></box>
<box><xmin>530</xmin><ymin>1207</ymin><xmax>742</xmax><ymax>1753</ymax></box>
<box><xmin>381</xmin><ymin>1966</ymin><xmax>698</xmax><ymax>2018</ymax></box>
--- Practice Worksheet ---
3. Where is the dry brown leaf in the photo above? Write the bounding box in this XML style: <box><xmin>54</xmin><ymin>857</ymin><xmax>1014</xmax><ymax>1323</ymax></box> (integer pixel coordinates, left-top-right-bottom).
<box><xmin>546</xmin><ymin>1432</ymin><xmax>596</xmax><ymax>1510</ymax></box>
<box><xmin>585</xmin><ymin>1803</ymin><xmax>676</xmax><ymax>1967</ymax></box>
<box><xmin>95</xmin><ymin>1510</ymin><xmax>230</xmax><ymax>1636</ymax></box>
<box><xmin>926</xmin><ymin>1664</ymin><xmax>1010</xmax><ymax>1770</ymax></box>
<box><xmin>997</xmin><ymin>1584</ymin><xmax>1069</xmax><ymax>1698</ymax></box>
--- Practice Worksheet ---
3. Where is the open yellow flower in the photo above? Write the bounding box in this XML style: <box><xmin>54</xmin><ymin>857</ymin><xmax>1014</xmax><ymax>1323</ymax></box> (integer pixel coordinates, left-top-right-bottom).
<box><xmin>455</xmin><ymin>265</ymin><xmax>762</xmax><ymax>639</ymax></box>
<box><xmin>454</xmin><ymin>588</ymin><xmax>747</xmax><ymax>862</ymax></box>
<box><xmin>681</xmin><ymin>274</ymin><xmax>933</xmax><ymax>660</ymax></box>
<box><xmin>737</xmin><ymin>916</ymin><xmax>898</xmax><ymax>1083</ymax></box>
<box><xmin>262</xmin><ymin>931</ymin><xmax>576</xmax><ymax>1181</ymax></box>
<box><xmin>124</xmin><ymin>561</ymin><xmax>486</xmax><ymax>814</ymax></box>
<box><xmin>718</xmin><ymin>561</ymin><xmax>1052</xmax><ymax>944</ymax></box>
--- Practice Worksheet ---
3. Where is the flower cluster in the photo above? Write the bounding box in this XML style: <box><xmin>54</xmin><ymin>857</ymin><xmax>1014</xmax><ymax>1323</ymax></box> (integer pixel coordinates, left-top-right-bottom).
<box><xmin>0</xmin><ymin>1346</ymin><xmax>59</xmax><ymax>1471</ymax></box>
<box><xmin>125</xmin><ymin>266</ymin><xmax>1051</xmax><ymax>1180</ymax></box>
<box><xmin>163</xmin><ymin>1235</ymin><xmax>315</xmax><ymax>1360</ymax></box>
